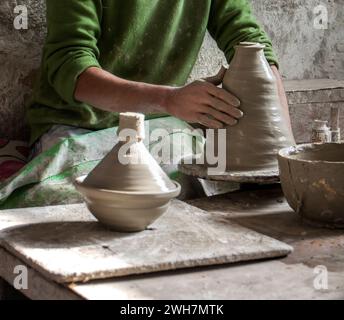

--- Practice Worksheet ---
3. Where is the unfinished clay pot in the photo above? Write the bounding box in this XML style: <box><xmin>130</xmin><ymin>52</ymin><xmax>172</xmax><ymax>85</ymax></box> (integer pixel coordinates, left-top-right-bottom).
<box><xmin>75</xmin><ymin>113</ymin><xmax>180</xmax><ymax>232</ymax></box>
<box><xmin>222</xmin><ymin>42</ymin><xmax>295</xmax><ymax>172</ymax></box>
<box><xmin>278</xmin><ymin>143</ymin><xmax>344</xmax><ymax>228</ymax></box>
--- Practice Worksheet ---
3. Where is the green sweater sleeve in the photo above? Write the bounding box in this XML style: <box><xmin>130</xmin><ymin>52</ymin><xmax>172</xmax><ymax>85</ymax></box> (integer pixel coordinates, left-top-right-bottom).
<box><xmin>44</xmin><ymin>0</ymin><xmax>102</xmax><ymax>104</ymax></box>
<box><xmin>207</xmin><ymin>0</ymin><xmax>278</xmax><ymax>67</ymax></box>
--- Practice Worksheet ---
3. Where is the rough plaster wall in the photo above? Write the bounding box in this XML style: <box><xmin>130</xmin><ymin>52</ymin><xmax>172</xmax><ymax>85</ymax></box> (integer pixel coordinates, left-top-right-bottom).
<box><xmin>0</xmin><ymin>0</ymin><xmax>343</xmax><ymax>140</ymax></box>
<box><xmin>252</xmin><ymin>0</ymin><xmax>344</xmax><ymax>80</ymax></box>
<box><xmin>190</xmin><ymin>0</ymin><xmax>344</xmax><ymax>81</ymax></box>
<box><xmin>0</xmin><ymin>0</ymin><xmax>46</xmax><ymax>140</ymax></box>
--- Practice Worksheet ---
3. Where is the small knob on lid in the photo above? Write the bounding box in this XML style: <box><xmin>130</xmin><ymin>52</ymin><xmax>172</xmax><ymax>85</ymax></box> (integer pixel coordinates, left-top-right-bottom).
<box><xmin>118</xmin><ymin>112</ymin><xmax>145</xmax><ymax>141</ymax></box>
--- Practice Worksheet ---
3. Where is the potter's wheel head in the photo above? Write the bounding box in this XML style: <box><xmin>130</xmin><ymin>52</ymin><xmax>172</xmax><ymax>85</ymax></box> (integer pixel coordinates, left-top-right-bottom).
<box><xmin>179</xmin><ymin>156</ymin><xmax>280</xmax><ymax>184</ymax></box>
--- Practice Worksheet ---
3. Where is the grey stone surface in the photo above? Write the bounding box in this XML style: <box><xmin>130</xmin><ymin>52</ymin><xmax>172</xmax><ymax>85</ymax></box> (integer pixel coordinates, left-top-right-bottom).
<box><xmin>1</xmin><ymin>187</ymin><xmax>344</xmax><ymax>300</ymax></box>
<box><xmin>73</xmin><ymin>260</ymin><xmax>344</xmax><ymax>300</ymax></box>
<box><xmin>0</xmin><ymin>1</ymin><xmax>343</xmax><ymax>140</ymax></box>
<box><xmin>0</xmin><ymin>248</ymin><xmax>81</xmax><ymax>300</ymax></box>
<box><xmin>0</xmin><ymin>200</ymin><xmax>292</xmax><ymax>284</ymax></box>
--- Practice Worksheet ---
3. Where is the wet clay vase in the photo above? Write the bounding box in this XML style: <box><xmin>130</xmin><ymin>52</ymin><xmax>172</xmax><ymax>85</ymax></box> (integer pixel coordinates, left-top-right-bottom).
<box><xmin>75</xmin><ymin>113</ymin><xmax>181</xmax><ymax>232</ymax></box>
<box><xmin>221</xmin><ymin>42</ymin><xmax>296</xmax><ymax>172</ymax></box>
<box><xmin>279</xmin><ymin>143</ymin><xmax>344</xmax><ymax>228</ymax></box>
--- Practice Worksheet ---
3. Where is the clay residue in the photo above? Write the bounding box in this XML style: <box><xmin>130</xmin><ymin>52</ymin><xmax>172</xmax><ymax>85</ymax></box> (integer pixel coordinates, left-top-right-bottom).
<box><xmin>312</xmin><ymin>179</ymin><xmax>337</xmax><ymax>201</ymax></box>
<box><xmin>279</xmin><ymin>143</ymin><xmax>344</xmax><ymax>228</ymax></box>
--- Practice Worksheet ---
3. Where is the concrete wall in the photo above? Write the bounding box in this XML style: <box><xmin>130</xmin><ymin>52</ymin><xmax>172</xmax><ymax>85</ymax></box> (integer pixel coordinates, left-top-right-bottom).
<box><xmin>254</xmin><ymin>0</ymin><xmax>343</xmax><ymax>80</ymax></box>
<box><xmin>190</xmin><ymin>0</ymin><xmax>344</xmax><ymax>81</ymax></box>
<box><xmin>0</xmin><ymin>0</ymin><xmax>343</xmax><ymax>140</ymax></box>
<box><xmin>0</xmin><ymin>0</ymin><xmax>46</xmax><ymax>140</ymax></box>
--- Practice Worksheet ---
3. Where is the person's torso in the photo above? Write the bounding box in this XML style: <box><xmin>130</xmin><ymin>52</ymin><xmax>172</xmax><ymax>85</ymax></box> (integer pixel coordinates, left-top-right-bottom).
<box><xmin>28</xmin><ymin>0</ymin><xmax>212</xmax><ymax>143</ymax></box>
<box><xmin>98</xmin><ymin>0</ymin><xmax>211</xmax><ymax>85</ymax></box>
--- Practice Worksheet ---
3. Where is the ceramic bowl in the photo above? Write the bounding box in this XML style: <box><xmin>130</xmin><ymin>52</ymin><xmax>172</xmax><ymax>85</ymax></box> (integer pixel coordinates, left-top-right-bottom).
<box><xmin>278</xmin><ymin>143</ymin><xmax>344</xmax><ymax>228</ymax></box>
<box><xmin>75</xmin><ymin>175</ymin><xmax>181</xmax><ymax>232</ymax></box>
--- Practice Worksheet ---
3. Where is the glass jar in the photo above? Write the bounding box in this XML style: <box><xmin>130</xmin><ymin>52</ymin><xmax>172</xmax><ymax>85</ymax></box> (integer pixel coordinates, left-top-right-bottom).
<box><xmin>311</xmin><ymin>120</ymin><xmax>331</xmax><ymax>143</ymax></box>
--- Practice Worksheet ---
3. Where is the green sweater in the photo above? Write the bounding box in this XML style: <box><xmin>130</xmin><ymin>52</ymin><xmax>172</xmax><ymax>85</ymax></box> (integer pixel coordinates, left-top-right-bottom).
<box><xmin>27</xmin><ymin>0</ymin><xmax>278</xmax><ymax>144</ymax></box>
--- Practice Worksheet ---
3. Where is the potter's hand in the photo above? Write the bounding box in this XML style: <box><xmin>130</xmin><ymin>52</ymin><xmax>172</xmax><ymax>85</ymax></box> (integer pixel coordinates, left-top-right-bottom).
<box><xmin>204</xmin><ymin>66</ymin><xmax>227</xmax><ymax>86</ymax></box>
<box><xmin>165</xmin><ymin>80</ymin><xmax>242</xmax><ymax>129</ymax></box>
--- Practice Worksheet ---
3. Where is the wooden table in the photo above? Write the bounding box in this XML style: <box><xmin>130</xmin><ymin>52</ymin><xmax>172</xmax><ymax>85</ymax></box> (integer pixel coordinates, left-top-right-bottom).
<box><xmin>1</xmin><ymin>185</ymin><xmax>343</xmax><ymax>300</ymax></box>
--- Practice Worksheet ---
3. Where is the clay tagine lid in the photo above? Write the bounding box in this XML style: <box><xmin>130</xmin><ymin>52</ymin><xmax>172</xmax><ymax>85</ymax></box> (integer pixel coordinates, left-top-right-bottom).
<box><xmin>82</xmin><ymin>113</ymin><xmax>177</xmax><ymax>194</ymax></box>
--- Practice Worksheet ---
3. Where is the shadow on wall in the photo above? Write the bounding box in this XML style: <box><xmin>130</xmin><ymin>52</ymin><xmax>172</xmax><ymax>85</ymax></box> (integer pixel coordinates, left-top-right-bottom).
<box><xmin>0</xmin><ymin>0</ymin><xmax>343</xmax><ymax>140</ymax></box>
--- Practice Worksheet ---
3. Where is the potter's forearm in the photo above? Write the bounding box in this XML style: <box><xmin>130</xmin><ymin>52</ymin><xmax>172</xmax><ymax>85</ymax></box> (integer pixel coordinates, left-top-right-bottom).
<box><xmin>75</xmin><ymin>67</ymin><xmax>171</xmax><ymax>113</ymax></box>
<box><xmin>75</xmin><ymin>66</ymin><xmax>242</xmax><ymax>129</ymax></box>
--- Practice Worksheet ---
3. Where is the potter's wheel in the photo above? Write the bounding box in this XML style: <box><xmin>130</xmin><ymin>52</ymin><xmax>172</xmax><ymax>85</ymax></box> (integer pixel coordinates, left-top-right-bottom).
<box><xmin>179</xmin><ymin>157</ymin><xmax>280</xmax><ymax>184</ymax></box>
